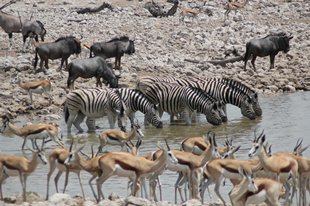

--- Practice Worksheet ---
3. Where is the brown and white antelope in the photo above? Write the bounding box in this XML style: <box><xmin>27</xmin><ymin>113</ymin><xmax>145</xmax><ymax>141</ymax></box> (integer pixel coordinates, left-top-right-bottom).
<box><xmin>228</xmin><ymin>167</ymin><xmax>258</xmax><ymax>206</ymax></box>
<box><xmin>98</xmin><ymin>120</ymin><xmax>144</xmax><ymax>152</ymax></box>
<box><xmin>230</xmin><ymin>175</ymin><xmax>284</xmax><ymax>206</ymax></box>
<box><xmin>45</xmin><ymin>143</ymin><xmax>84</xmax><ymax>200</ymax></box>
<box><xmin>96</xmin><ymin>139</ymin><xmax>178</xmax><ymax>202</ymax></box>
<box><xmin>0</xmin><ymin>140</ymin><xmax>47</xmax><ymax>201</ymax></box>
<box><xmin>179</xmin><ymin>7</ymin><xmax>201</xmax><ymax>23</ymax></box>
<box><xmin>11</xmin><ymin>74</ymin><xmax>52</xmax><ymax>107</ymax></box>
<box><xmin>1</xmin><ymin>116</ymin><xmax>63</xmax><ymax>150</ymax></box>
<box><xmin>166</xmin><ymin>132</ymin><xmax>219</xmax><ymax>203</ymax></box>
<box><xmin>248</xmin><ymin>130</ymin><xmax>299</xmax><ymax>205</ymax></box>
<box><xmin>224</xmin><ymin>0</ymin><xmax>249</xmax><ymax>19</ymax></box>
<box><xmin>203</xmin><ymin>156</ymin><xmax>261</xmax><ymax>205</ymax></box>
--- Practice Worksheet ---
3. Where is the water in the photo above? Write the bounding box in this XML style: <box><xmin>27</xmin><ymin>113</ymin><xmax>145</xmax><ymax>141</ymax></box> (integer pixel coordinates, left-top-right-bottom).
<box><xmin>0</xmin><ymin>91</ymin><xmax>310</xmax><ymax>204</ymax></box>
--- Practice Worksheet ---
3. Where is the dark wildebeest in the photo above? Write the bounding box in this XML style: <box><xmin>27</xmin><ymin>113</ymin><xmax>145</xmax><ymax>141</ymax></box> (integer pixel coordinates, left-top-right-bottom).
<box><xmin>67</xmin><ymin>56</ymin><xmax>120</xmax><ymax>89</ymax></box>
<box><xmin>89</xmin><ymin>36</ymin><xmax>135</xmax><ymax>69</ymax></box>
<box><xmin>22</xmin><ymin>20</ymin><xmax>46</xmax><ymax>52</ymax></box>
<box><xmin>33</xmin><ymin>36</ymin><xmax>81</xmax><ymax>73</ymax></box>
<box><xmin>244</xmin><ymin>32</ymin><xmax>293</xmax><ymax>71</ymax></box>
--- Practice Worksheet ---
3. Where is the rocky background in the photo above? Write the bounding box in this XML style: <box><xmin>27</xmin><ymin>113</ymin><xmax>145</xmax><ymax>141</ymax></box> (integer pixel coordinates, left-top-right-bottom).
<box><xmin>0</xmin><ymin>0</ymin><xmax>309</xmax><ymax>204</ymax></box>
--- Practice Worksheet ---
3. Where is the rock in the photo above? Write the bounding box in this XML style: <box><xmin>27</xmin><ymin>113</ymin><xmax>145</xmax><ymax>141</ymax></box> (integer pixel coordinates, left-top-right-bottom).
<box><xmin>109</xmin><ymin>192</ymin><xmax>120</xmax><ymax>201</ymax></box>
<box><xmin>182</xmin><ymin>199</ymin><xmax>202</xmax><ymax>206</ymax></box>
<box><xmin>125</xmin><ymin>196</ymin><xmax>153</xmax><ymax>206</ymax></box>
<box><xmin>283</xmin><ymin>85</ymin><xmax>296</xmax><ymax>93</ymax></box>
<box><xmin>48</xmin><ymin>193</ymin><xmax>76</xmax><ymax>205</ymax></box>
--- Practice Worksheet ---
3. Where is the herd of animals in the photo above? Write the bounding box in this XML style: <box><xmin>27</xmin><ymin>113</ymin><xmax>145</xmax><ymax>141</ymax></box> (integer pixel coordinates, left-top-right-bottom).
<box><xmin>0</xmin><ymin>0</ymin><xmax>303</xmax><ymax>205</ymax></box>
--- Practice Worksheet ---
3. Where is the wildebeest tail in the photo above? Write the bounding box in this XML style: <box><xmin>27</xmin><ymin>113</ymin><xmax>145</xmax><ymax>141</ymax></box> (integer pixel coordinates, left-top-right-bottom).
<box><xmin>34</xmin><ymin>47</ymin><xmax>39</xmax><ymax>69</ymax></box>
<box><xmin>243</xmin><ymin>42</ymin><xmax>251</xmax><ymax>61</ymax></box>
<box><xmin>89</xmin><ymin>45</ymin><xmax>93</xmax><ymax>58</ymax></box>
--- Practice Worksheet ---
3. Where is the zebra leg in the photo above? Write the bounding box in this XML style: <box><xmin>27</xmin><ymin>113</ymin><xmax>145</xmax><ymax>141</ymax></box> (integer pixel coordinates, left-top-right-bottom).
<box><xmin>86</xmin><ymin>118</ymin><xmax>96</xmax><ymax>132</ymax></box>
<box><xmin>107</xmin><ymin>112</ymin><xmax>117</xmax><ymax>129</ymax></box>
<box><xmin>73</xmin><ymin>112</ymin><xmax>86</xmax><ymax>133</ymax></box>
<box><xmin>184</xmin><ymin>109</ymin><xmax>192</xmax><ymax>125</ymax></box>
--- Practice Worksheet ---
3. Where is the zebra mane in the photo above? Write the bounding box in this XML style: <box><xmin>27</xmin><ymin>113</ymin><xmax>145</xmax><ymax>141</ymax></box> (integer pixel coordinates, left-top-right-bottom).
<box><xmin>55</xmin><ymin>35</ymin><xmax>76</xmax><ymax>42</ymax></box>
<box><xmin>222</xmin><ymin>78</ymin><xmax>256</xmax><ymax>93</ymax></box>
<box><xmin>107</xmin><ymin>36</ymin><xmax>130</xmax><ymax>43</ymax></box>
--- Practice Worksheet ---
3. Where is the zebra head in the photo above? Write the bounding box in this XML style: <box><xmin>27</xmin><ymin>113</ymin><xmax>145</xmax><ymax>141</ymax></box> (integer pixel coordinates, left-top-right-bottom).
<box><xmin>217</xmin><ymin>101</ymin><xmax>228</xmax><ymax>122</ymax></box>
<box><xmin>145</xmin><ymin>104</ymin><xmax>163</xmax><ymax>128</ymax></box>
<box><xmin>240</xmin><ymin>96</ymin><xmax>256</xmax><ymax>120</ymax></box>
<box><xmin>205</xmin><ymin>102</ymin><xmax>223</xmax><ymax>126</ymax></box>
<box><xmin>250</xmin><ymin>93</ymin><xmax>262</xmax><ymax>117</ymax></box>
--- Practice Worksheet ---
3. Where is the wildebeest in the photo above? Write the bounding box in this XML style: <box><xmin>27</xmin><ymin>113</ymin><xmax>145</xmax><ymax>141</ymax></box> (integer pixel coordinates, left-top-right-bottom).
<box><xmin>33</xmin><ymin>36</ymin><xmax>81</xmax><ymax>73</ymax></box>
<box><xmin>89</xmin><ymin>36</ymin><xmax>135</xmax><ymax>69</ymax></box>
<box><xmin>244</xmin><ymin>32</ymin><xmax>293</xmax><ymax>71</ymax></box>
<box><xmin>67</xmin><ymin>56</ymin><xmax>120</xmax><ymax>89</ymax></box>
<box><xmin>22</xmin><ymin>20</ymin><xmax>46</xmax><ymax>52</ymax></box>
<box><xmin>0</xmin><ymin>10</ymin><xmax>24</xmax><ymax>50</ymax></box>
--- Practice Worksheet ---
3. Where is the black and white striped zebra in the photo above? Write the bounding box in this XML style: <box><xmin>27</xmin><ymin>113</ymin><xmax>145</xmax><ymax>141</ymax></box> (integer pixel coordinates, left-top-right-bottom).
<box><xmin>64</xmin><ymin>88</ymin><xmax>127</xmax><ymax>133</ymax></box>
<box><xmin>188</xmin><ymin>76</ymin><xmax>262</xmax><ymax>117</ymax></box>
<box><xmin>137</xmin><ymin>76</ymin><xmax>256</xmax><ymax>120</ymax></box>
<box><xmin>137</xmin><ymin>76</ymin><xmax>228</xmax><ymax>122</ymax></box>
<box><xmin>117</xmin><ymin>88</ymin><xmax>163</xmax><ymax>128</ymax></box>
<box><xmin>138</xmin><ymin>82</ymin><xmax>223</xmax><ymax>126</ymax></box>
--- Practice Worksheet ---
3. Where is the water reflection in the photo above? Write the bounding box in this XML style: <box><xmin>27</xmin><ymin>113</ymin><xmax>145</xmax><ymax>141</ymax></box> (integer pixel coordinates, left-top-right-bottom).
<box><xmin>0</xmin><ymin>92</ymin><xmax>309</xmax><ymax>203</ymax></box>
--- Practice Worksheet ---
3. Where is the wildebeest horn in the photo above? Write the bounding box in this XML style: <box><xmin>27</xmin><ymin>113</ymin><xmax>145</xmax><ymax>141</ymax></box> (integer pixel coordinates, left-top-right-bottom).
<box><xmin>79</xmin><ymin>34</ymin><xmax>83</xmax><ymax>40</ymax></box>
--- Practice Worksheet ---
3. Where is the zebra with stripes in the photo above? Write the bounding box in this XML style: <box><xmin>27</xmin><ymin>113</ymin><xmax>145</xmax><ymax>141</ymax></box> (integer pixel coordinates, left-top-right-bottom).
<box><xmin>138</xmin><ymin>82</ymin><xmax>223</xmax><ymax>126</ymax></box>
<box><xmin>137</xmin><ymin>76</ymin><xmax>228</xmax><ymax>122</ymax></box>
<box><xmin>137</xmin><ymin>76</ymin><xmax>256</xmax><ymax>120</ymax></box>
<box><xmin>117</xmin><ymin>88</ymin><xmax>163</xmax><ymax>129</ymax></box>
<box><xmin>64</xmin><ymin>88</ymin><xmax>127</xmax><ymax>133</ymax></box>
<box><xmin>188</xmin><ymin>76</ymin><xmax>262</xmax><ymax>117</ymax></box>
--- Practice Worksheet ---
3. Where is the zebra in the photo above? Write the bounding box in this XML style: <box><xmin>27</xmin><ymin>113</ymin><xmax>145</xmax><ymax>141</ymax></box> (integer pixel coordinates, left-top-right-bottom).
<box><xmin>188</xmin><ymin>76</ymin><xmax>262</xmax><ymax>117</ymax></box>
<box><xmin>137</xmin><ymin>76</ymin><xmax>256</xmax><ymax>120</ymax></box>
<box><xmin>116</xmin><ymin>88</ymin><xmax>163</xmax><ymax>129</ymax></box>
<box><xmin>64</xmin><ymin>88</ymin><xmax>127</xmax><ymax>133</ymax></box>
<box><xmin>138</xmin><ymin>82</ymin><xmax>223</xmax><ymax>126</ymax></box>
<box><xmin>136</xmin><ymin>76</ymin><xmax>227</xmax><ymax>122</ymax></box>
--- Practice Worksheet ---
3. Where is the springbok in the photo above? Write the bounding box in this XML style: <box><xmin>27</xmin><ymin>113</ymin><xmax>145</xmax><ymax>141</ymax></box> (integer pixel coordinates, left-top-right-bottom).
<box><xmin>45</xmin><ymin>143</ymin><xmax>85</xmax><ymax>200</ymax></box>
<box><xmin>0</xmin><ymin>140</ymin><xmax>47</xmax><ymax>201</ymax></box>
<box><xmin>98</xmin><ymin>120</ymin><xmax>144</xmax><ymax>152</ymax></box>
<box><xmin>248</xmin><ymin>130</ymin><xmax>299</xmax><ymax>205</ymax></box>
<box><xmin>1</xmin><ymin>116</ymin><xmax>63</xmax><ymax>150</ymax></box>
<box><xmin>166</xmin><ymin>132</ymin><xmax>219</xmax><ymax>203</ymax></box>
<box><xmin>228</xmin><ymin>167</ymin><xmax>258</xmax><ymax>206</ymax></box>
<box><xmin>11</xmin><ymin>74</ymin><xmax>52</xmax><ymax>107</ymax></box>
<box><xmin>224</xmin><ymin>0</ymin><xmax>249</xmax><ymax>19</ymax></box>
<box><xmin>96</xmin><ymin>139</ymin><xmax>178</xmax><ymax>202</ymax></box>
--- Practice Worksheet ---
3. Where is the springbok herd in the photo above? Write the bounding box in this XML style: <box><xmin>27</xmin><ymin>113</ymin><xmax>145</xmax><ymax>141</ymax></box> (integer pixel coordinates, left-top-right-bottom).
<box><xmin>1</xmin><ymin>119</ymin><xmax>310</xmax><ymax>206</ymax></box>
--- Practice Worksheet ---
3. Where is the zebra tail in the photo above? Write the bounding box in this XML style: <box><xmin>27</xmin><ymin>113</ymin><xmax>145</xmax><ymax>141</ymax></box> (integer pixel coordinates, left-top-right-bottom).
<box><xmin>64</xmin><ymin>103</ymin><xmax>69</xmax><ymax>123</ymax></box>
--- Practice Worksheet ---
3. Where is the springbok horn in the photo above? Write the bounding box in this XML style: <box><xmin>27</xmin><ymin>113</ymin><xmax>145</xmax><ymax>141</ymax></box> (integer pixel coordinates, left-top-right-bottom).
<box><xmin>257</xmin><ymin>129</ymin><xmax>265</xmax><ymax>142</ymax></box>
<box><xmin>293</xmin><ymin>138</ymin><xmax>303</xmax><ymax>152</ymax></box>
<box><xmin>164</xmin><ymin>139</ymin><xmax>170</xmax><ymax>151</ymax></box>
<box><xmin>69</xmin><ymin>140</ymin><xmax>74</xmax><ymax>152</ymax></box>
<box><xmin>91</xmin><ymin>144</ymin><xmax>94</xmax><ymax>158</ymax></box>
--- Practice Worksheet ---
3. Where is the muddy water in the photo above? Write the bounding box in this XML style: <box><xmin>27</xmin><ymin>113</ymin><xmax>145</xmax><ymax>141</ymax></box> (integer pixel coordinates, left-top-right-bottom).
<box><xmin>0</xmin><ymin>92</ymin><xmax>310</xmax><ymax>203</ymax></box>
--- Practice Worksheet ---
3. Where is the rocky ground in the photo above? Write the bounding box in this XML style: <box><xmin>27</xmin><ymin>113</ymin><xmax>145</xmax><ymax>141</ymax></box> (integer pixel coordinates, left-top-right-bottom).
<box><xmin>0</xmin><ymin>0</ymin><xmax>309</xmax><ymax>205</ymax></box>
